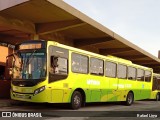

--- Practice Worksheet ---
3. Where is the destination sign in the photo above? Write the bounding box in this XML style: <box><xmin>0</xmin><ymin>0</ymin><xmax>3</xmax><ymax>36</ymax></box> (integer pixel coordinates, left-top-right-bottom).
<box><xmin>19</xmin><ymin>43</ymin><xmax>42</xmax><ymax>50</ymax></box>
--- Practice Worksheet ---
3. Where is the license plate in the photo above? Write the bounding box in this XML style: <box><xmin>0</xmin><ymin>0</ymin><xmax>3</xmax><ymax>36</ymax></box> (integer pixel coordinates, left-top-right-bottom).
<box><xmin>15</xmin><ymin>94</ymin><xmax>30</xmax><ymax>99</ymax></box>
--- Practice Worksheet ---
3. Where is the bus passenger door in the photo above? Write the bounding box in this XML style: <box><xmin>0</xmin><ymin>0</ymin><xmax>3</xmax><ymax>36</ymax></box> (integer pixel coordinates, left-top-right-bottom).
<box><xmin>116</xmin><ymin>64</ymin><xmax>128</xmax><ymax>101</ymax></box>
<box><xmin>105</xmin><ymin>61</ymin><xmax>118</xmax><ymax>101</ymax></box>
<box><xmin>136</xmin><ymin>69</ymin><xmax>145</xmax><ymax>100</ymax></box>
<box><xmin>108</xmin><ymin>77</ymin><xmax>119</xmax><ymax>101</ymax></box>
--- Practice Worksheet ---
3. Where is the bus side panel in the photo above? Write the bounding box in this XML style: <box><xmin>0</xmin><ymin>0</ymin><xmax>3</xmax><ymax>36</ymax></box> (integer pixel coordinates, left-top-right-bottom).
<box><xmin>103</xmin><ymin>77</ymin><xmax>122</xmax><ymax>102</ymax></box>
<box><xmin>143</xmin><ymin>82</ymin><xmax>152</xmax><ymax>99</ymax></box>
<box><xmin>150</xmin><ymin>90</ymin><xmax>159</xmax><ymax>99</ymax></box>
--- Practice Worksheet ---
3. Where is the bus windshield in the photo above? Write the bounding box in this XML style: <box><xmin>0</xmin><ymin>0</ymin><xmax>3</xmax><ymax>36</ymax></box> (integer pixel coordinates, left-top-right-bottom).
<box><xmin>13</xmin><ymin>51</ymin><xmax>46</xmax><ymax>80</ymax></box>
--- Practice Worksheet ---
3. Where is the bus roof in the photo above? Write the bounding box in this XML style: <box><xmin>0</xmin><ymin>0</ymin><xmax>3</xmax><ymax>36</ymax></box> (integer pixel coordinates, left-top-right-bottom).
<box><xmin>48</xmin><ymin>41</ymin><xmax>152</xmax><ymax>71</ymax></box>
<box><xmin>153</xmin><ymin>73</ymin><xmax>160</xmax><ymax>76</ymax></box>
<box><xmin>107</xmin><ymin>55</ymin><xmax>132</xmax><ymax>64</ymax></box>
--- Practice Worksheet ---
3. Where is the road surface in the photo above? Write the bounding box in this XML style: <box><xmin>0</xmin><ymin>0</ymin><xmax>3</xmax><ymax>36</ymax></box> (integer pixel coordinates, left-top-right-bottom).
<box><xmin>0</xmin><ymin>100</ymin><xmax>160</xmax><ymax>120</ymax></box>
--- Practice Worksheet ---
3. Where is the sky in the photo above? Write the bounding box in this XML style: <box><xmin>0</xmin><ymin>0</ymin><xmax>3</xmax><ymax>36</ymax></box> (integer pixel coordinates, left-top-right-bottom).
<box><xmin>63</xmin><ymin>0</ymin><xmax>160</xmax><ymax>57</ymax></box>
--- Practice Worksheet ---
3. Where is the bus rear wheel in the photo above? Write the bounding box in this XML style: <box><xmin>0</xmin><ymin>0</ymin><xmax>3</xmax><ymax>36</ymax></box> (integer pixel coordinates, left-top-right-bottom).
<box><xmin>70</xmin><ymin>91</ymin><xmax>82</xmax><ymax>110</ymax></box>
<box><xmin>156</xmin><ymin>93</ymin><xmax>160</xmax><ymax>101</ymax></box>
<box><xmin>125</xmin><ymin>92</ymin><xmax>134</xmax><ymax>106</ymax></box>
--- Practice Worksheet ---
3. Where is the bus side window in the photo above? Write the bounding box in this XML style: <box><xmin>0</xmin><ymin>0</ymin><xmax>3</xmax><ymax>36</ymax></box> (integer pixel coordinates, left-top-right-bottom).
<box><xmin>90</xmin><ymin>57</ymin><xmax>104</xmax><ymax>75</ymax></box>
<box><xmin>145</xmin><ymin>71</ymin><xmax>151</xmax><ymax>82</ymax></box>
<box><xmin>137</xmin><ymin>69</ymin><xmax>144</xmax><ymax>81</ymax></box>
<box><xmin>105</xmin><ymin>61</ymin><xmax>117</xmax><ymax>78</ymax></box>
<box><xmin>51</xmin><ymin>56</ymin><xmax>59</xmax><ymax>73</ymax></box>
<box><xmin>50</xmin><ymin>56</ymin><xmax>68</xmax><ymax>75</ymax></box>
<box><xmin>157</xmin><ymin>77</ymin><xmax>160</xmax><ymax>90</ymax></box>
<box><xmin>128</xmin><ymin>66</ymin><xmax>136</xmax><ymax>80</ymax></box>
<box><xmin>49</xmin><ymin>46</ymin><xmax>69</xmax><ymax>83</ymax></box>
<box><xmin>71</xmin><ymin>53</ymin><xmax>88</xmax><ymax>74</ymax></box>
<box><xmin>117</xmin><ymin>64</ymin><xmax>127</xmax><ymax>79</ymax></box>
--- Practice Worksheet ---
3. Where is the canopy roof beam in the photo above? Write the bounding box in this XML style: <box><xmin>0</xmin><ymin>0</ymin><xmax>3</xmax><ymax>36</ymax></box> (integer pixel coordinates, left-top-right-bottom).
<box><xmin>36</xmin><ymin>19</ymin><xmax>86</xmax><ymax>35</ymax></box>
<box><xmin>74</xmin><ymin>37</ymin><xmax>114</xmax><ymax>47</ymax></box>
<box><xmin>116</xmin><ymin>55</ymin><xmax>147</xmax><ymax>60</ymax></box>
<box><xmin>99</xmin><ymin>47</ymin><xmax>134</xmax><ymax>55</ymax></box>
<box><xmin>0</xmin><ymin>16</ymin><xmax>35</xmax><ymax>34</ymax></box>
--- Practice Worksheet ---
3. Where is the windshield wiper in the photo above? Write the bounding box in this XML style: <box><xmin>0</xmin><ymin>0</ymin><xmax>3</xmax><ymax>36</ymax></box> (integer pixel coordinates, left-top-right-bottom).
<box><xmin>25</xmin><ymin>50</ymin><xmax>36</xmax><ymax>66</ymax></box>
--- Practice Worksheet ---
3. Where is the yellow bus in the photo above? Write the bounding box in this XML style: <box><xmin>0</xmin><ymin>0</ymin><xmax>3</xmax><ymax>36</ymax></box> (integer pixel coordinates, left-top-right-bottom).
<box><xmin>150</xmin><ymin>73</ymin><xmax>160</xmax><ymax>101</ymax></box>
<box><xmin>8</xmin><ymin>40</ymin><xmax>153</xmax><ymax>109</ymax></box>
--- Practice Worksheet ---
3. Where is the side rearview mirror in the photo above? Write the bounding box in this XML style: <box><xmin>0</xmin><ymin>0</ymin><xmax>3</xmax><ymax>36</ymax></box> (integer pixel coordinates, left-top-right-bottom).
<box><xmin>8</xmin><ymin>68</ymin><xmax>13</xmax><ymax>75</ymax></box>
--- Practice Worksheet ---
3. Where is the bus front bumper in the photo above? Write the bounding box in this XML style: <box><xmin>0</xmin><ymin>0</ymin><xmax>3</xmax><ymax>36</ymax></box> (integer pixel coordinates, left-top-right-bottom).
<box><xmin>11</xmin><ymin>89</ymin><xmax>50</xmax><ymax>103</ymax></box>
<box><xmin>11</xmin><ymin>88</ymin><xmax>73</xmax><ymax>103</ymax></box>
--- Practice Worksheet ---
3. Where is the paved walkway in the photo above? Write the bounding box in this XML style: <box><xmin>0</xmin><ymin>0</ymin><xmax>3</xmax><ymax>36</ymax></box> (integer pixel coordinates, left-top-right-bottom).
<box><xmin>0</xmin><ymin>99</ymin><xmax>19</xmax><ymax>107</ymax></box>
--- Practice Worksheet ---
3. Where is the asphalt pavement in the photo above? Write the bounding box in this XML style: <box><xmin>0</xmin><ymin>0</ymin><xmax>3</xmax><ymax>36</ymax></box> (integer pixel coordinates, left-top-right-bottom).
<box><xmin>0</xmin><ymin>99</ymin><xmax>160</xmax><ymax>120</ymax></box>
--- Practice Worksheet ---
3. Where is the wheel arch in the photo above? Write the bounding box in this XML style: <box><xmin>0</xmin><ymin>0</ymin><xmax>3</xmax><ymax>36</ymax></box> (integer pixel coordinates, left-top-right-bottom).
<box><xmin>128</xmin><ymin>90</ymin><xmax>134</xmax><ymax>99</ymax></box>
<box><xmin>71</xmin><ymin>88</ymin><xmax>86</xmax><ymax>106</ymax></box>
<box><xmin>124</xmin><ymin>90</ymin><xmax>134</xmax><ymax>106</ymax></box>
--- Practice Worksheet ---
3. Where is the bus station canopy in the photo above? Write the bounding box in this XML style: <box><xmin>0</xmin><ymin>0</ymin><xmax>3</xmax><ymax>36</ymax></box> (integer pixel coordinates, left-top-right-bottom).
<box><xmin>0</xmin><ymin>0</ymin><xmax>160</xmax><ymax>72</ymax></box>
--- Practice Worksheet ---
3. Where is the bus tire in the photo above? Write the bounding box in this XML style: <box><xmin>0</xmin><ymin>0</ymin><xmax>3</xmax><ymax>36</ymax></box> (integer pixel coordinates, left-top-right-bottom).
<box><xmin>70</xmin><ymin>91</ymin><xmax>82</xmax><ymax>110</ymax></box>
<box><xmin>125</xmin><ymin>92</ymin><xmax>134</xmax><ymax>106</ymax></box>
<box><xmin>156</xmin><ymin>93</ymin><xmax>160</xmax><ymax>101</ymax></box>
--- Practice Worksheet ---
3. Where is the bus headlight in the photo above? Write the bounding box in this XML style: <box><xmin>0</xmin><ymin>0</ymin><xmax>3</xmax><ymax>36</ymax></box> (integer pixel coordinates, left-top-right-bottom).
<box><xmin>34</xmin><ymin>86</ymin><xmax>45</xmax><ymax>95</ymax></box>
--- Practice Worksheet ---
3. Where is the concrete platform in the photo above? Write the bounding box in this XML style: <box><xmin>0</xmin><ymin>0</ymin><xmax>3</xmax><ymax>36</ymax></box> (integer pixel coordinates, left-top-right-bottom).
<box><xmin>0</xmin><ymin>99</ymin><xmax>20</xmax><ymax>107</ymax></box>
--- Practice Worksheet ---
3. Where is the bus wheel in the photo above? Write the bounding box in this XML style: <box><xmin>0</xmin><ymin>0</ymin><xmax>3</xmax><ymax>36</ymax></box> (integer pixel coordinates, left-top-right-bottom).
<box><xmin>156</xmin><ymin>93</ymin><xmax>160</xmax><ymax>101</ymax></box>
<box><xmin>125</xmin><ymin>92</ymin><xmax>134</xmax><ymax>106</ymax></box>
<box><xmin>70</xmin><ymin>91</ymin><xmax>82</xmax><ymax>110</ymax></box>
